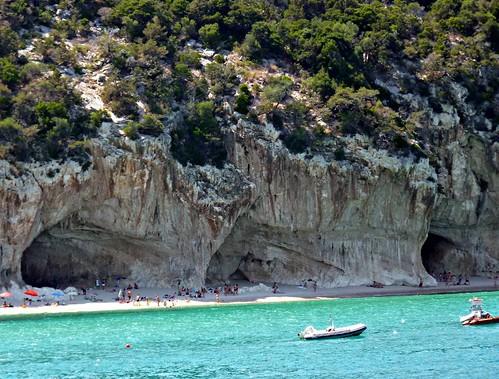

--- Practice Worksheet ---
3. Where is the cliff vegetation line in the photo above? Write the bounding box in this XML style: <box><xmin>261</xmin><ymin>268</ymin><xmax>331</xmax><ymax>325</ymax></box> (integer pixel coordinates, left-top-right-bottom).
<box><xmin>0</xmin><ymin>0</ymin><xmax>497</xmax><ymax>166</ymax></box>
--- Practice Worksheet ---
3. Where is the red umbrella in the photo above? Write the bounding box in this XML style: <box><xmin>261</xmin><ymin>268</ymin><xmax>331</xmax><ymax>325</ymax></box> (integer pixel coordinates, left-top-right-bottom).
<box><xmin>0</xmin><ymin>291</ymin><xmax>12</xmax><ymax>298</ymax></box>
<box><xmin>24</xmin><ymin>289</ymin><xmax>39</xmax><ymax>297</ymax></box>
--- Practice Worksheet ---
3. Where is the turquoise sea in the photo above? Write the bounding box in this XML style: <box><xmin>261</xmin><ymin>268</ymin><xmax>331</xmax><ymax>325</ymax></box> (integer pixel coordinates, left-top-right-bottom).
<box><xmin>1</xmin><ymin>292</ymin><xmax>498</xmax><ymax>379</ymax></box>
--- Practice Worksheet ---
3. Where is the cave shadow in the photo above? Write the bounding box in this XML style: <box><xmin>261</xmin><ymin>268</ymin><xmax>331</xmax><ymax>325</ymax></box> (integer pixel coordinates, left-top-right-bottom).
<box><xmin>421</xmin><ymin>232</ymin><xmax>467</xmax><ymax>276</ymax></box>
<box><xmin>21</xmin><ymin>233</ymin><xmax>131</xmax><ymax>289</ymax></box>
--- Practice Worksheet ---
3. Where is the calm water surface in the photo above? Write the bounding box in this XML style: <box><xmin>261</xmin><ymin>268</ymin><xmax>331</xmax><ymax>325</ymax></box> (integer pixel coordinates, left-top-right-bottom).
<box><xmin>1</xmin><ymin>292</ymin><xmax>498</xmax><ymax>378</ymax></box>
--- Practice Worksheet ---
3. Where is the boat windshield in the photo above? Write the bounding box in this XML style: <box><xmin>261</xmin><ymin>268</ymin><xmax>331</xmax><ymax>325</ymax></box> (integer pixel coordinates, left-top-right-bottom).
<box><xmin>469</xmin><ymin>298</ymin><xmax>484</xmax><ymax>312</ymax></box>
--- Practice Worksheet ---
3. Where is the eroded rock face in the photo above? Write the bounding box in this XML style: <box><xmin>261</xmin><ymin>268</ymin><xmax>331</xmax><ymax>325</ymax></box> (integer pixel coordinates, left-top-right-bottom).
<box><xmin>430</xmin><ymin>136</ymin><xmax>499</xmax><ymax>275</ymax></box>
<box><xmin>1</xmin><ymin>126</ymin><xmax>254</xmax><ymax>288</ymax></box>
<box><xmin>208</xmin><ymin>122</ymin><xmax>437</xmax><ymax>287</ymax></box>
<box><xmin>1</xmin><ymin>120</ymin><xmax>497</xmax><ymax>289</ymax></box>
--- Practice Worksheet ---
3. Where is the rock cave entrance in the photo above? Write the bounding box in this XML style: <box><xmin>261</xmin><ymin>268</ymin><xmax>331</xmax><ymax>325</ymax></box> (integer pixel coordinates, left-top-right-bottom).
<box><xmin>421</xmin><ymin>233</ymin><xmax>469</xmax><ymax>275</ymax></box>
<box><xmin>21</xmin><ymin>231</ymin><xmax>132</xmax><ymax>288</ymax></box>
<box><xmin>21</xmin><ymin>238</ymin><xmax>82</xmax><ymax>288</ymax></box>
<box><xmin>229</xmin><ymin>268</ymin><xmax>250</xmax><ymax>281</ymax></box>
<box><xmin>206</xmin><ymin>251</ymin><xmax>267</xmax><ymax>284</ymax></box>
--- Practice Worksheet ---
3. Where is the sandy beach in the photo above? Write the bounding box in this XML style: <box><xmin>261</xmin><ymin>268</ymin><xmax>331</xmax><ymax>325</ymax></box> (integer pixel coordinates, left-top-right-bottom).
<box><xmin>1</xmin><ymin>277</ymin><xmax>498</xmax><ymax>320</ymax></box>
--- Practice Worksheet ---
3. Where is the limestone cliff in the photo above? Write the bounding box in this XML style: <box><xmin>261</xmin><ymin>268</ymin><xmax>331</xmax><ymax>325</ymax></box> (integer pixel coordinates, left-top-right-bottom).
<box><xmin>0</xmin><ymin>124</ymin><xmax>254</xmax><ymax>288</ymax></box>
<box><xmin>1</xmin><ymin>118</ymin><xmax>498</xmax><ymax>289</ymax></box>
<box><xmin>425</xmin><ymin>136</ymin><xmax>499</xmax><ymax>275</ymax></box>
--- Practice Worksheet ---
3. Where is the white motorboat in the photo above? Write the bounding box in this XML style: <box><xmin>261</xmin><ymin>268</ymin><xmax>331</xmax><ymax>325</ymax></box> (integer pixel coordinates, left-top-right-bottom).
<box><xmin>460</xmin><ymin>297</ymin><xmax>499</xmax><ymax>326</ymax></box>
<box><xmin>298</xmin><ymin>322</ymin><xmax>367</xmax><ymax>340</ymax></box>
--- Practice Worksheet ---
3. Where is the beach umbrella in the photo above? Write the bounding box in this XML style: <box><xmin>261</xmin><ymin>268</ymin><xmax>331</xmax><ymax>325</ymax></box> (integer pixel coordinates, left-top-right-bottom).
<box><xmin>24</xmin><ymin>289</ymin><xmax>39</xmax><ymax>297</ymax></box>
<box><xmin>51</xmin><ymin>291</ymin><xmax>65</xmax><ymax>297</ymax></box>
<box><xmin>0</xmin><ymin>291</ymin><xmax>12</xmax><ymax>298</ymax></box>
<box><xmin>64</xmin><ymin>287</ymin><xmax>78</xmax><ymax>294</ymax></box>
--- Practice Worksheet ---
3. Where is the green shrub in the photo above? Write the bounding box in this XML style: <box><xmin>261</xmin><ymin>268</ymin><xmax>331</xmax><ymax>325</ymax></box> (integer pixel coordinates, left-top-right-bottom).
<box><xmin>101</xmin><ymin>79</ymin><xmax>138</xmax><ymax>117</ymax></box>
<box><xmin>111</xmin><ymin>0</ymin><xmax>159</xmax><ymax>39</ymax></box>
<box><xmin>282</xmin><ymin>127</ymin><xmax>309</xmax><ymax>154</ymax></box>
<box><xmin>284</xmin><ymin>101</ymin><xmax>308</xmax><ymax>126</ymax></box>
<box><xmin>171</xmin><ymin>100</ymin><xmax>226</xmax><ymax>167</ymax></box>
<box><xmin>205</xmin><ymin>62</ymin><xmax>238</xmax><ymax>96</ymax></box>
<box><xmin>234</xmin><ymin>84</ymin><xmax>253</xmax><ymax>114</ymax></box>
<box><xmin>0</xmin><ymin>117</ymin><xmax>22</xmax><ymax>141</ymax></box>
<box><xmin>178</xmin><ymin>50</ymin><xmax>201</xmax><ymax>68</ymax></box>
<box><xmin>304</xmin><ymin>68</ymin><xmax>334</xmax><ymax>99</ymax></box>
<box><xmin>213</xmin><ymin>54</ymin><xmax>225</xmax><ymax>64</ymax></box>
<box><xmin>327</xmin><ymin>86</ymin><xmax>379</xmax><ymax>135</ymax></box>
<box><xmin>192</xmin><ymin>101</ymin><xmax>218</xmax><ymax>138</ymax></box>
<box><xmin>0</xmin><ymin>25</ymin><xmax>21</xmax><ymax>57</ymax></box>
<box><xmin>260</xmin><ymin>75</ymin><xmax>293</xmax><ymax>112</ymax></box>
<box><xmin>0</xmin><ymin>82</ymin><xmax>12</xmax><ymax>117</ymax></box>
<box><xmin>123</xmin><ymin>122</ymin><xmax>139</xmax><ymax>140</ymax></box>
<box><xmin>0</xmin><ymin>58</ymin><xmax>20</xmax><ymax>87</ymax></box>
<box><xmin>199</xmin><ymin>23</ymin><xmax>221</xmax><ymax>48</ymax></box>
<box><xmin>34</xmin><ymin>101</ymin><xmax>68</xmax><ymax>129</ymax></box>
<box><xmin>89</xmin><ymin>110</ymin><xmax>109</xmax><ymax>129</ymax></box>
<box><xmin>138</xmin><ymin>114</ymin><xmax>164</xmax><ymax>136</ymax></box>
<box><xmin>20</xmin><ymin>62</ymin><xmax>49</xmax><ymax>83</ymax></box>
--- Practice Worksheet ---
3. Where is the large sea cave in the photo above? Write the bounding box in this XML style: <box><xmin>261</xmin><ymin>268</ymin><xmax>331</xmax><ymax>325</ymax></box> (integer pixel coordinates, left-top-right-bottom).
<box><xmin>421</xmin><ymin>233</ymin><xmax>471</xmax><ymax>275</ymax></box>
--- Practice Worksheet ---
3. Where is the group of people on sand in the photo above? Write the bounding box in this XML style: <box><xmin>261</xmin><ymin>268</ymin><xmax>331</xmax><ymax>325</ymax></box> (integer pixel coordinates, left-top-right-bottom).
<box><xmin>116</xmin><ymin>283</ymin><xmax>140</xmax><ymax>302</ymax></box>
<box><xmin>433</xmin><ymin>271</ymin><xmax>470</xmax><ymax>286</ymax></box>
<box><xmin>178</xmin><ymin>286</ymin><xmax>208</xmax><ymax>298</ymax></box>
<box><xmin>223</xmin><ymin>283</ymin><xmax>239</xmax><ymax>295</ymax></box>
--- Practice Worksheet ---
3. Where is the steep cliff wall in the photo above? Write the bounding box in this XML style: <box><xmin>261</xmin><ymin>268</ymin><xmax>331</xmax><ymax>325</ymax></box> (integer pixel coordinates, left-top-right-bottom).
<box><xmin>427</xmin><ymin>136</ymin><xmax>499</xmax><ymax>275</ymax></box>
<box><xmin>209</xmin><ymin>121</ymin><xmax>436</xmax><ymax>287</ymax></box>
<box><xmin>1</xmin><ymin>120</ymin><xmax>497</xmax><ymax>289</ymax></box>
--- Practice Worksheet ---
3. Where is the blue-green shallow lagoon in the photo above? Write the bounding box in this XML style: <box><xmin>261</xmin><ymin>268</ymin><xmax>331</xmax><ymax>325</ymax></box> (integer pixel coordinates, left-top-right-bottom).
<box><xmin>1</xmin><ymin>292</ymin><xmax>498</xmax><ymax>379</ymax></box>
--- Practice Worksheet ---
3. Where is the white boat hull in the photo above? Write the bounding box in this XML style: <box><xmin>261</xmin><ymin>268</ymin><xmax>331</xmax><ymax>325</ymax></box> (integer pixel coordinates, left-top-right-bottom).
<box><xmin>299</xmin><ymin>323</ymin><xmax>367</xmax><ymax>340</ymax></box>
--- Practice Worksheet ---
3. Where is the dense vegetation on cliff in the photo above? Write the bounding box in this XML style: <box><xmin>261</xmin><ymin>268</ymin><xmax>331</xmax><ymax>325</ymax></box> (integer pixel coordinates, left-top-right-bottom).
<box><xmin>0</xmin><ymin>0</ymin><xmax>497</xmax><ymax>165</ymax></box>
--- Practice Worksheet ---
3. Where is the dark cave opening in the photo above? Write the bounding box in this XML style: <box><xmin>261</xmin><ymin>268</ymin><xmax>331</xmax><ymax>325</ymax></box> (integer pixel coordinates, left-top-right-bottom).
<box><xmin>21</xmin><ymin>232</ymin><xmax>132</xmax><ymax>288</ymax></box>
<box><xmin>206</xmin><ymin>251</ymin><xmax>245</xmax><ymax>283</ymax></box>
<box><xmin>421</xmin><ymin>233</ymin><xmax>460</xmax><ymax>275</ymax></box>
<box><xmin>21</xmin><ymin>238</ymin><xmax>78</xmax><ymax>288</ymax></box>
<box><xmin>229</xmin><ymin>268</ymin><xmax>250</xmax><ymax>281</ymax></box>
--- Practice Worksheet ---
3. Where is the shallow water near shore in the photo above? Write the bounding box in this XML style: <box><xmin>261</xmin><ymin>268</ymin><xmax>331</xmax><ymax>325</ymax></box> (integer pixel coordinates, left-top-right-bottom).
<box><xmin>1</xmin><ymin>291</ymin><xmax>498</xmax><ymax>378</ymax></box>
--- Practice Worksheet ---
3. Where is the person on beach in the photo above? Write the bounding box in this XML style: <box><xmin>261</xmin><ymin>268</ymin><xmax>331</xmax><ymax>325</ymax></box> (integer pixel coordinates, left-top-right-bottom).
<box><xmin>127</xmin><ymin>289</ymin><xmax>132</xmax><ymax>302</ymax></box>
<box><xmin>313</xmin><ymin>281</ymin><xmax>317</xmax><ymax>292</ymax></box>
<box><xmin>118</xmin><ymin>289</ymin><xmax>123</xmax><ymax>302</ymax></box>
<box><xmin>95</xmin><ymin>279</ymin><xmax>100</xmax><ymax>289</ymax></box>
<box><xmin>272</xmin><ymin>282</ymin><xmax>278</xmax><ymax>294</ymax></box>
